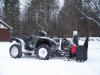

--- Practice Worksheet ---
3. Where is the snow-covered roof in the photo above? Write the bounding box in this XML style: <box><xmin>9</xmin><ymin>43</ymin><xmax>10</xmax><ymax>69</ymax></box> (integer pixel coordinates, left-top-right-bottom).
<box><xmin>0</xmin><ymin>20</ymin><xmax>12</xmax><ymax>29</ymax></box>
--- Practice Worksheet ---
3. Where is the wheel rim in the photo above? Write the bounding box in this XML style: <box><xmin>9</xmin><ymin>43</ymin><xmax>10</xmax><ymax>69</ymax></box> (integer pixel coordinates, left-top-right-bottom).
<box><xmin>10</xmin><ymin>46</ymin><xmax>19</xmax><ymax>57</ymax></box>
<box><xmin>38</xmin><ymin>48</ymin><xmax>48</xmax><ymax>58</ymax></box>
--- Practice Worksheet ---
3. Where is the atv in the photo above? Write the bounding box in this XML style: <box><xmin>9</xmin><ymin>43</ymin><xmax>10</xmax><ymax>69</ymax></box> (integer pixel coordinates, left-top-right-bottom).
<box><xmin>9</xmin><ymin>30</ymin><xmax>61</xmax><ymax>60</ymax></box>
<box><xmin>9</xmin><ymin>30</ymin><xmax>88</xmax><ymax>62</ymax></box>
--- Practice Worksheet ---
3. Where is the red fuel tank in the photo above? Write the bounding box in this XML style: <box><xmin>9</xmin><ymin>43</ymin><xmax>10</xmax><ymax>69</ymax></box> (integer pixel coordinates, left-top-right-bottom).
<box><xmin>71</xmin><ymin>44</ymin><xmax>77</xmax><ymax>54</ymax></box>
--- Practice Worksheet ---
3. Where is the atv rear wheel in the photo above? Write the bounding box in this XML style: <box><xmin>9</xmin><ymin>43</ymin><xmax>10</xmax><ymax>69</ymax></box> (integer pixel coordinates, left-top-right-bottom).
<box><xmin>9</xmin><ymin>44</ymin><xmax>22</xmax><ymax>58</ymax></box>
<box><xmin>37</xmin><ymin>44</ymin><xmax>50</xmax><ymax>60</ymax></box>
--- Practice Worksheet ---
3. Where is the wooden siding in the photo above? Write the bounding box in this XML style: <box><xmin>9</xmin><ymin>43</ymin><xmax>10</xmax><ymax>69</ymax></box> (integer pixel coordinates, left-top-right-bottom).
<box><xmin>0</xmin><ymin>29</ymin><xmax>10</xmax><ymax>41</ymax></box>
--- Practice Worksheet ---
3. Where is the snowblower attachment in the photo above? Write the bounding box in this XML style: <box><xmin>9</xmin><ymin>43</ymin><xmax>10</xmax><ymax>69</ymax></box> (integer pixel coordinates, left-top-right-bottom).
<box><xmin>76</xmin><ymin>36</ymin><xmax>89</xmax><ymax>62</ymax></box>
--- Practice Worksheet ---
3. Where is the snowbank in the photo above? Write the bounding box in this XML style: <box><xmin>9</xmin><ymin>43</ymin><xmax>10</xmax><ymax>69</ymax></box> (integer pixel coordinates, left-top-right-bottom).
<box><xmin>0</xmin><ymin>37</ymin><xmax>100</xmax><ymax>75</ymax></box>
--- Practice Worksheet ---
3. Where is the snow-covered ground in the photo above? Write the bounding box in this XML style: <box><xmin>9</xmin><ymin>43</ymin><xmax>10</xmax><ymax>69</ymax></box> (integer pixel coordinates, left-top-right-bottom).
<box><xmin>0</xmin><ymin>37</ymin><xmax>100</xmax><ymax>75</ymax></box>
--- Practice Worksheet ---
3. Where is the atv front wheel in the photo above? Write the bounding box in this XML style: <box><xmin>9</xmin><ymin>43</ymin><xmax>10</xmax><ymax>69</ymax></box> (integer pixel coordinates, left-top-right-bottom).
<box><xmin>37</xmin><ymin>44</ymin><xmax>50</xmax><ymax>60</ymax></box>
<box><xmin>9</xmin><ymin>44</ymin><xmax>22</xmax><ymax>58</ymax></box>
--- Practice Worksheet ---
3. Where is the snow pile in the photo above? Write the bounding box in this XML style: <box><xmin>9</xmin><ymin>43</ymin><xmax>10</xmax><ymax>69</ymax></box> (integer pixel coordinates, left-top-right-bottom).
<box><xmin>0</xmin><ymin>37</ymin><xmax>100</xmax><ymax>75</ymax></box>
<box><xmin>79</xmin><ymin>37</ymin><xmax>100</xmax><ymax>48</ymax></box>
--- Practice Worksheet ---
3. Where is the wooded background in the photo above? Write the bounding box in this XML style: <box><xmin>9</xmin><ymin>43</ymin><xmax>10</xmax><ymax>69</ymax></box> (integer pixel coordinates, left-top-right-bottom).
<box><xmin>0</xmin><ymin>0</ymin><xmax>100</xmax><ymax>37</ymax></box>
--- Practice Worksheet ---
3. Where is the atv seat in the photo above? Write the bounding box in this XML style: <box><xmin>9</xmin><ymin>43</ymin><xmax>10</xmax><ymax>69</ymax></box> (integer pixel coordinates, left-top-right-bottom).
<box><xmin>22</xmin><ymin>36</ymin><xmax>32</xmax><ymax>43</ymax></box>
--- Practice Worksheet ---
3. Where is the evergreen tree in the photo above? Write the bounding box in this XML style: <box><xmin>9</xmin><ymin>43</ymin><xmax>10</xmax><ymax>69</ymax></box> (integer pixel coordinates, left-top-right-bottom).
<box><xmin>3</xmin><ymin>0</ymin><xmax>20</xmax><ymax>36</ymax></box>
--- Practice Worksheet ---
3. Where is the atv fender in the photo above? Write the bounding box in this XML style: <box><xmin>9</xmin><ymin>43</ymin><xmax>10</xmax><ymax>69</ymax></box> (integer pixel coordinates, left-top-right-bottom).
<box><xmin>10</xmin><ymin>38</ymin><xmax>26</xmax><ymax>53</ymax></box>
<box><xmin>36</xmin><ymin>37</ymin><xmax>55</xmax><ymax>48</ymax></box>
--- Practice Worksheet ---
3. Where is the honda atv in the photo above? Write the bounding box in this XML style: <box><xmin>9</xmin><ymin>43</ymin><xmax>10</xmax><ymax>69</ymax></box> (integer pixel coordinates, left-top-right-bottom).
<box><xmin>9</xmin><ymin>30</ymin><xmax>61</xmax><ymax>60</ymax></box>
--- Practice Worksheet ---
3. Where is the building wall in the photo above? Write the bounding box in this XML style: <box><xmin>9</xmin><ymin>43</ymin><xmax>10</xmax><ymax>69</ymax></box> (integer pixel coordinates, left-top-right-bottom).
<box><xmin>0</xmin><ymin>29</ymin><xmax>10</xmax><ymax>41</ymax></box>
